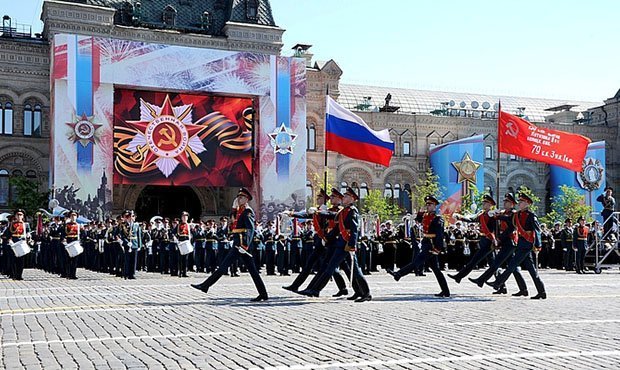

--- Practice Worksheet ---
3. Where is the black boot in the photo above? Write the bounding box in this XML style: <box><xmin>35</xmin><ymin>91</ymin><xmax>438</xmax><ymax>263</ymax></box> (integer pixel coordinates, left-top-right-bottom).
<box><xmin>332</xmin><ymin>289</ymin><xmax>349</xmax><ymax>297</ymax></box>
<box><xmin>447</xmin><ymin>273</ymin><xmax>462</xmax><ymax>284</ymax></box>
<box><xmin>512</xmin><ymin>290</ymin><xmax>529</xmax><ymax>297</ymax></box>
<box><xmin>531</xmin><ymin>292</ymin><xmax>547</xmax><ymax>300</ymax></box>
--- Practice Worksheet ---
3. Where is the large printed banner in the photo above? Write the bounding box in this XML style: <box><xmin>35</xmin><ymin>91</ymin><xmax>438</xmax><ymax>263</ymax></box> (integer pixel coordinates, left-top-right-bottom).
<box><xmin>550</xmin><ymin>141</ymin><xmax>606</xmax><ymax>221</ymax></box>
<box><xmin>429</xmin><ymin>135</ymin><xmax>484</xmax><ymax>216</ymax></box>
<box><xmin>113</xmin><ymin>89</ymin><xmax>253</xmax><ymax>186</ymax></box>
<box><xmin>51</xmin><ymin>34</ymin><xmax>306</xmax><ymax>220</ymax></box>
<box><xmin>499</xmin><ymin>110</ymin><xmax>590</xmax><ymax>172</ymax></box>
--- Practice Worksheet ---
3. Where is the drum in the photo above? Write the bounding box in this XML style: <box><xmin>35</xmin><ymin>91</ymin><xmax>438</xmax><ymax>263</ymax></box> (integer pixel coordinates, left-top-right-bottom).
<box><xmin>178</xmin><ymin>240</ymin><xmax>194</xmax><ymax>256</ymax></box>
<box><xmin>65</xmin><ymin>241</ymin><xmax>84</xmax><ymax>258</ymax></box>
<box><xmin>11</xmin><ymin>240</ymin><xmax>31</xmax><ymax>258</ymax></box>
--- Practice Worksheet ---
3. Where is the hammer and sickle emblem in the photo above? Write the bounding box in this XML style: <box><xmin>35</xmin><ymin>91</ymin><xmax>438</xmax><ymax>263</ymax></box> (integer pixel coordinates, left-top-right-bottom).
<box><xmin>157</xmin><ymin>125</ymin><xmax>177</xmax><ymax>147</ymax></box>
<box><xmin>131</xmin><ymin>144</ymin><xmax>149</xmax><ymax>162</ymax></box>
<box><xmin>505</xmin><ymin>121</ymin><xmax>519</xmax><ymax>138</ymax></box>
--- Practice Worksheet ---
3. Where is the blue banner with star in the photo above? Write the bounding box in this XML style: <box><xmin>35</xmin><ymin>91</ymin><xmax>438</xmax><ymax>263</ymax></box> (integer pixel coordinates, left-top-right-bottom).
<box><xmin>429</xmin><ymin>135</ymin><xmax>484</xmax><ymax>215</ymax></box>
<box><xmin>550</xmin><ymin>141</ymin><xmax>606</xmax><ymax>222</ymax></box>
<box><xmin>275</xmin><ymin>57</ymin><xmax>291</xmax><ymax>181</ymax></box>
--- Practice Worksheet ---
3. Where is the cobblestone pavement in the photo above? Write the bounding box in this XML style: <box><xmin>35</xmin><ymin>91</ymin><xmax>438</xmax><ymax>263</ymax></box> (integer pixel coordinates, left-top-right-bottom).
<box><xmin>1</xmin><ymin>268</ymin><xmax>620</xmax><ymax>370</ymax></box>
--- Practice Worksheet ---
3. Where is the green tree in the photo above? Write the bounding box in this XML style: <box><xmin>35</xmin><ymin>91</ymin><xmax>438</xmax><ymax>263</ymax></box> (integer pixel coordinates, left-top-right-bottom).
<box><xmin>8</xmin><ymin>177</ymin><xmax>49</xmax><ymax>219</ymax></box>
<box><xmin>540</xmin><ymin>185</ymin><xmax>592</xmax><ymax>226</ymax></box>
<box><xmin>307</xmin><ymin>170</ymin><xmax>335</xmax><ymax>207</ymax></box>
<box><xmin>411</xmin><ymin>168</ymin><xmax>443</xmax><ymax>210</ymax></box>
<box><xmin>461</xmin><ymin>182</ymin><xmax>483</xmax><ymax>214</ymax></box>
<box><xmin>363</xmin><ymin>189</ymin><xmax>401</xmax><ymax>223</ymax></box>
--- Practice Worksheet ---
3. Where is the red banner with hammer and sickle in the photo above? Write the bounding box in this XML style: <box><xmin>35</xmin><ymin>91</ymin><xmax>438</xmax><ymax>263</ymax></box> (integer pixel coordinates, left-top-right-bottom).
<box><xmin>498</xmin><ymin>110</ymin><xmax>590</xmax><ymax>172</ymax></box>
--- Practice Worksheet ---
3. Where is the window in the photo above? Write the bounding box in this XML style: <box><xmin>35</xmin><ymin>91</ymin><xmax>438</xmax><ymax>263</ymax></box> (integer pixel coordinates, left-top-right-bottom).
<box><xmin>393</xmin><ymin>183</ymin><xmax>401</xmax><ymax>202</ymax></box>
<box><xmin>384</xmin><ymin>183</ymin><xmax>393</xmax><ymax>198</ymax></box>
<box><xmin>485</xmin><ymin>145</ymin><xmax>493</xmax><ymax>160</ymax></box>
<box><xmin>340</xmin><ymin>181</ymin><xmax>347</xmax><ymax>195</ymax></box>
<box><xmin>33</xmin><ymin>105</ymin><xmax>42</xmax><ymax>137</ymax></box>
<box><xmin>246</xmin><ymin>0</ymin><xmax>259</xmax><ymax>20</ymax></box>
<box><xmin>24</xmin><ymin>104</ymin><xmax>32</xmax><ymax>136</ymax></box>
<box><xmin>307</xmin><ymin>125</ymin><xmax>316</xmax><ymax>151</ymax></box>
<box><xmin>0</xmin><ymin>169</ymin><xmax>8</xmax><ymax>206</ymax></box>
<box><xmin>360</xmin><ymin>182</ymin><xmax>369</xmax><ymax>199</ymax></box>
<box><xmin>1</xmin><ymin>102</ymin><xmax>13</xmax><ymax>135</ymax></box>
<box><xmin>403</xmin><ymin>141</ymin><xmax>411</xmax><ymax>156</ymax></box>
<box><xmin>26</xmin><ymin>170</ymin><xmax>37</xmax><ymax>179</ymax></box>
<box><xmin>162</xmin><ymin>5</ymin><xmax>177</xmax><ymax>26</ymax></box>
<box><xmin>509</xmin><ymin>154</ymin><xmax>517</xmax><ymax>161</ymax></box>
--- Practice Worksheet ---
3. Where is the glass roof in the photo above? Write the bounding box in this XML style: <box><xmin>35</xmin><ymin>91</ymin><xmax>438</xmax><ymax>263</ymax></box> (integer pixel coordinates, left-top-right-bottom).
<box><xmin>338</xmin><ymin>84</ymin><xmax>601</xmax><ymax>123</ymax></box>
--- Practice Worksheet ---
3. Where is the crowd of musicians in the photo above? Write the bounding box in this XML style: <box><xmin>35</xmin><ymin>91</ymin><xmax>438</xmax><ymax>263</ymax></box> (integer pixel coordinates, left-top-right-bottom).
<box><xmin>1</xmin><ymin>186</ymin><xmax>616</xmax><ymax>302</ymax></box>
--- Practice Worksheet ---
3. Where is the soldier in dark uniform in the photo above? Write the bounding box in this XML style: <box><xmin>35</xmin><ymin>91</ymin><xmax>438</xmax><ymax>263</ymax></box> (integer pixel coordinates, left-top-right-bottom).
<box><xmin>448</xmin><ymin>194</ymin><xmax>498</xmax><ymax>284</ymax></box>
<box><xmin>298</xmin><ymin>187</ymin><xmax>371</xmax><ymax>302</ymax></box>
<box><xmin>193</xmin><ymin>222</ymin><xmax>206</xmax><ymax>273</ymax></box>
<box><xmin>119</xmin><ymin>210</ymin><xmax>142</xmax><ymax>280</ymax></box>
<box><xmin>561</xmin><ymin>218</ymin><xmax>575</xmax><ymax>271</ymax></box>
<box><xmin>597</xmin><ymin>186</ymin><xmax>616</xmax><ymax>240</ymax></box>
<box><xmin>573</xmin><ymin>216</ymin><xmax>589</xmax><ymax>274</ymax></box>
<box><xmin>487</xmin><ymin>193</ymin><xmax>546</xmax><ymax>299</ymax></box>
<box><xmin>551</xmin><ymin>222</ymin><xmax>563</xmax><ymax>269</ymax></box>
<box><xmin>204</xmin><ymin>220</ymin><xmax>218</xmax><ymax>273</ymax></box>
<box><xmin>250</xmin><ymin>223</ymin><xmax>264</xmax><ymax>271</ymax></box>
<box><xmin>263</xmin><ymin>222</ymin><xmax>276</xmax><ymax>275</ymax></box>
<box><xmin>465</xmin><ymin>223</ymin><xmax>482</xmax><ymax>268</ymax></box>
<box><xmin>289</xmin><ymin>222</ymin><xmax>302</xmax><ymax>274</ymax></box>
<box><xmin>48</xmin><ymin>216</ymin><xmax>63</xmax><ymax>275</ymax></box>
<box><xmin>0</xmin><ymin>218</ymin><xmax>7</xmax><ymax>276</ymax></box>
<box><xmin>282</xmin><ymin>189</ymin><xmax>348</xmax><ymax>296</ymax></box>
<box><xmin>388</xmin><ymin>196</ymin><xmax>450</xmax><ymax>297</ymax></box>
<box><xmin>300</xmin><ymin>220</ymin><xmax>315</xmax><ymax>269</ymax></box>
<box><xmin>192</xmin><ymin>188</ymin><xmax>268</xmax><ymax>302</ymax></box>
<box><xmin>61</xmin><ymin>210</ymin><xmax>81</xmax><ymax>279</ymax></box>
<box><xmin>452</xmin><ymin>222</ymin><xmax>467</xmax><ymax>270</ymax></box>
<box><xmin>539</xmin><ymin>224</ymin><xmax>554</xmax><ymax>269</ymax></box>
<box><xmin>216</xmin><ymin>217</ymin><xmax>230</xmax><ymax>274</ymax></box>
<box><xmin>2</xmin><ymin>209</ymin><xmax>31</xmax><ymax>280</ymax></box>
<box><xmin>468</xmin><ymin>193</ymin><xmax>528</xmax><ymax>296</ymax></box>
<box><xmin>380</xmin><ymin>220</ymin><xmax>397</xmax><ymax>272</ymax></box>
<box><xmin>276</xmin><ymin>234</ymin><xmax>290</xmax><ymax>276</ymax></box>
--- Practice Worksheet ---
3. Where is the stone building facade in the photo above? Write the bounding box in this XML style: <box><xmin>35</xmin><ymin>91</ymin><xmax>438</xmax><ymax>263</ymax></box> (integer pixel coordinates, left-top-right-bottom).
<box><xmin>0</xmin><ymin>0</ymin><xmax>617</xmax><ymax>216</ymax></box>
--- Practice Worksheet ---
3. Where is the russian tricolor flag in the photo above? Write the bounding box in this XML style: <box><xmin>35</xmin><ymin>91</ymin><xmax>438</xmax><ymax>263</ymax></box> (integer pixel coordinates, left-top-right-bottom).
<box><xmin>325</xmin><ymin>96</ymin><xmax>394</xmax><ymax>167</ymax></box>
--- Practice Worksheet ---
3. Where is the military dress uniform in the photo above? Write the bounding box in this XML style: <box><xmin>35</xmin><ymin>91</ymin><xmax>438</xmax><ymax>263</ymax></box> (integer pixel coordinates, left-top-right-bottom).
<box><xmin>263</xmin><ymin>228</ymin><xmax>276</xmax><ymax>275</ymax></box>
<box><xmin>389</xmin><ymin>196</ymin><xmax>450</xmax><ymax>297</ymax></box>
<box><xmin>62</xmin><ymin>218</ymin><xmax>80</xmax><ymax>279</ymax></box>
<box><xmin>48</xmin><ymin>221</ymin><xmax>63</xmax><ymax>274</ymax></box>
<box><xmin>173</xmin><ymin>219</ymin><xmax>191</xmax><ymax>278</ymax></box>
<box><xmin>561</xmin><ymin>221</ymin><xmax>575</xmax><ymax>271</ymax></box>
<box><xmin>193</xmin><ymin>225</ymin><xmax>206</xmax><ymax>273</ymax></box>
<box><xmin>204</xmin><ymin>225</ymin><xmax>218</xmax><ymax>273</ymax></box>
<box><xmin>2</xmin><ymin>213</ymin><xmax>31</xmax><ymax>280</ymax></box>
<box><xmin>380</xmin><ymin>225</ymin><xmax>397</xmax><ymax>271</ymax></box>
<box><xmin>573</xmin><ymin>219</ymin><xmax>589</xmax><ymax>274</ymax></box>
<box><xmin>448</xmin><ymin>197</ymin><xmax>498</xmax><ymax>284</ymax></box>
<box><xmin>597</xmin><ymin>187</ymin><xmax>616</xmax><ymax>239</ymax></box>
<box><xmin>119</xmin><ymin>212</ymin><xmax>142</xmax><ymax>279</ymax></box>
<box><xmin>192</xmin><ymin>188</ymin><xmax>268</xmax><ymax>302</ymax></box>
<box><xmin>469</xmin><ymin>194</ymin><xmax>527</xmax><ymax>295</ymax></box>
<box><xmin>488</xmin><ymin>193</ymin><xmax>546</xmax><ymax>299</ymax></box>
<box><xmin>276</xmin><ymin>235</ymin><xmax>290</xmax><ymax>276</ymax></box>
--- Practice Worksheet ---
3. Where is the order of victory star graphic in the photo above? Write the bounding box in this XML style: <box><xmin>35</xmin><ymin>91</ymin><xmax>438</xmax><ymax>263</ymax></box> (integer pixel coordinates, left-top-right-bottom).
<box><xmin>124</xmin><ymin>95</ymin><xmax>207</xmax><ymax>178</ymax></box>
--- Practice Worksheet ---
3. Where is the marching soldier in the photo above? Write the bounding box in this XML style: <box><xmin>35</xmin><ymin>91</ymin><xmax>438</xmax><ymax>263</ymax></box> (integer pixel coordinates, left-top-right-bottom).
<box><xmin>487</xmin><ymin>193</ymin><xmax>546</xmax><ymax>299</ymax></box>
<box><xmin>388</xmin><ymin>196</ymin><xmax>450</xmax><ymax>298</ymax></box>
<box><xmin>298</xmin><ymin>187</ymin><xmax>371</xmax><ymax>302</ymax></box>
<box><xmin>573</xmin><ymin>216</ymin><xmax>589</xmax><ymax>274</ymax></box>
<box><xmin>191</xmin><ymin>188</ymin><xmax>269</xmax><ymax>302</ymax></box>
<box><xmin>2</xmin><ymin>209</ymin><xmax>31</xmax><ymax>280</ymax></box>
<box><xmin>119</xmin><ymin>210</ymin><xmax>142</xmax><ymax>280</ymax></box>
<box><xmin>468</xmin><ymin>193</ymin><xmax>528</xmax><ymax>296</ymax></box>
<box><xmin>449</xmin><ymin>194</ymin><xmax>498</xmax><ymax>284</ymax></box>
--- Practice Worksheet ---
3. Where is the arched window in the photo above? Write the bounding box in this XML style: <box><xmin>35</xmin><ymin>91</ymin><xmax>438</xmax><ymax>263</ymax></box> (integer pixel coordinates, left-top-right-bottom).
<box><xmin>340</xmin><ymin>181</ymin><xmax>347</xmax><ymax>195</ymax></box>
<box><xmin>403</xmin><ymin>141</ymin><xmax>411</xmax><ymax>156</ymax></box>
<box><xmin>485</xmin><ymin>145</ymin><xmax>493</xmax><ymax>160</ymax></box>
<box><xmin>384</xmin><ymin>183</ymin><xmax>393</xmax><ymax>199</ymax></box>
<box><xmin>23</xmin><ymin>104</ymin><xmax>32</xmax><ymax>136</ymax></box>
<box><xmin>33</xmin><ymin>104</ymin><xmax>42</xmax><ymax>137</ymax></box>
<box><xmin>393</xmin><ymin>183</ymin><xmax>401</xmax><ymax>202</ymax></box>
<box><xmin>307</xmin><ymin>124</ymin><xmax>316</xmax><ymax>151</ymax></box>
<box><xmin>0</xmin><ymin>169</ymin><xmax>8</xmax><ymax>206</ymax></box>
<box><xmin>2</xmin><ymin>102</ymin><xmax>13</xmax><ymax>135</ymax></box>
<box><xmin>359</xmin><ymin>182</ymin><xmax>369</xmax><ymax>199</ymax></box>
<box><xmin>26</xmin><ymin>170</ymin><xmax>37</xmax><ymax>179</ymax></box>
<box><xmin>246</xmin><ymin>0</ymin><xmax>259</xmax><ymax>20</ymax></box>
<box><xmin>162</xmin><ymin>5</ymin><xmax>177</xmax><ymax>26</ymax></box>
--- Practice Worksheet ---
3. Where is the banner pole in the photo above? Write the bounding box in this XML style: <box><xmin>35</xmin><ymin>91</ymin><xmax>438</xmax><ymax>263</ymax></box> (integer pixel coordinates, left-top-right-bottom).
<box><xmin>324</xmin><ymin>87</ymin><xmax>329</xmax><ymax>192</ymax></box>
<box><xmin>496</xmin><ymin>101</ymin><xmax>502</xmax><ymax>205</ymax></box>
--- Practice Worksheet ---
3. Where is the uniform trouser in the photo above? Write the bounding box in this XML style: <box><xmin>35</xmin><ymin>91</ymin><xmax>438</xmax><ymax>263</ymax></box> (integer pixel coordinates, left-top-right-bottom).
<box><xmin>475</xmin><ymin>242</ymin><xmax>527</xmax><ymax>292</ymax></box>
<box><xmin>159</xmin><ymin>248</ymin><xmax>169</xmax><ymax>273</ymax></box>
<box><xmin>358</xmin><ymin>247</ymin><xmax>368</xmax><ymax>273</ymax></box>
<box><xmin>290</xmin><ymin>246</ymin><xmax>301</xmax><ymax>273</ymax></box>
<box><xmin>265</xmin><ymin>249</ymin><xmax>276</xmax><ymax>275</ymax></box>
<box><xmin>452</xmin><ymin>240</ymin><xmax>493</xmax><ymax>280</ymax></box>
<box><xmin>311</xmin><ymin>248</ymin><xmax>369</xmax><ymax>296</ymax></box>
<box><xmin>289</xmin><ymin>246</ymin><xmax>326</xmax><ymax>290</ymax></box>
<box><xmin>2</xmin><ymin>245</ymin><xmax>12</xmax><ymax>276</ymax></box>
<box><xmin>124</xmin><ymin>248</ymin><xmax>137</xmax><ymax>278</ymax></box>
<box><xmin>494</xmin><ymin>247</ymin><xmax>545</xmax><ymax>295</ymax></box>
<box><xmin>195</xmin><ymin>246</ymin><xmax>205</xmax><ymax>272</ymax></box>
<box><xmin>169</xmin><ymin>245</ymin><xmax>179</xmax><ymax>275</ymax></box>
<box><xmin>301</xmin><ymin>245</ymin><xmax>313</xmax><ymax>269</ymax></box>
<box><xmin>12</xmin><ymin>253</ymin><xmax>24</xmax><ymax>280</ymax></box>
<box><xmin>396</xmin><ymin>243</ymin><xmax>450</xmax><ymax>294</ymax></box>
<box><xmin>303</xmin><ymin>246</ymin><xmax>348</xmax><ymax>293</ymax></box>
<box><xmin>178</xmin><ymin>252</ymin><xmax>188</xmax><ymax>276</ymax></box>
<box><xmin>575</xmin><ymin>246</ymin><xmax>587</xmax><ymax>272</ymax></box>
<box><xmin>276</xmin><ymin>247</ymin><xmax>289</xmax><ymax>274</ymax></box>
<box><xmin>199</xmin><ymin>247</ymin><xmax>267</xmax><ymax>296</ymax></box>
<box><xmin>251</xmin><ymin>248</ymin><xmax>262</xmax><ymax>270</ymax></box>
<box><xmin>205</xmin><ymin>248</ymin><xmax>216</xmax><ymax>272</ymax></box>
<box><xmin>66</xmin><ymin>251</ymin><xmax>78</xmax><ymax>279</ymax></box>
<box><xmin>563</xmin><ymin>246</ymin><xmax>575</xmax><ymax>270</ymax></box>
<box><xmin>382</xmin><ymin>243</ymin><xmax>396</xmax><ymax>271</ymax></box>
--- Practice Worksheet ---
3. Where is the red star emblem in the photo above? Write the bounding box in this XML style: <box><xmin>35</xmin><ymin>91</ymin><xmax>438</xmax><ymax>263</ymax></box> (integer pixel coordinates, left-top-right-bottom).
<box><xmin>66</xmin><ymin>113</ymin><xmax>102</xmax><ymax>147</ymax></box>
<box><xmin>125</xmin><ymin>95</ymin><xmax>207</xmax><ymax>177</ymax></box>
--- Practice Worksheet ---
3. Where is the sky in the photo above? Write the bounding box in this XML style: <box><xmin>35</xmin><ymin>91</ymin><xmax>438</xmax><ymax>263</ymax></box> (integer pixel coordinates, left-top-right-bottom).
<box><xmin>6</xmin><ymin>0</ymin><xmax>620</xmax><ymax>102</ymax></box>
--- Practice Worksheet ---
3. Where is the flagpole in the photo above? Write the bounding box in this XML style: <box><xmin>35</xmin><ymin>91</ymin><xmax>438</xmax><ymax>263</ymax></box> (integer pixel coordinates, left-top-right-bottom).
<box><xmin>496</xmin><ymin>100</ymin><xmax>502</xmax><ymax>206</ymax></box>
<box><xmin>324</xmin><ymin>86</ymin><xmax>329</xmax><ymax>192</ymax></box>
